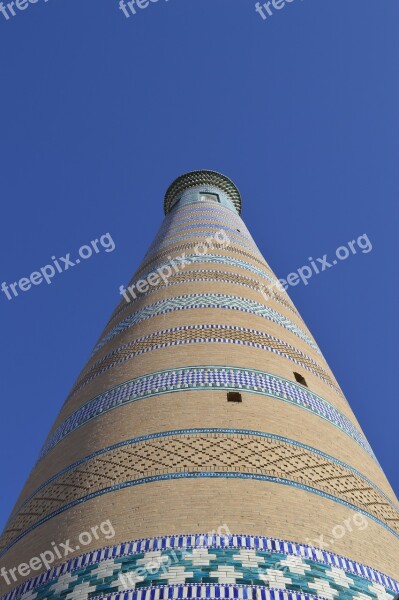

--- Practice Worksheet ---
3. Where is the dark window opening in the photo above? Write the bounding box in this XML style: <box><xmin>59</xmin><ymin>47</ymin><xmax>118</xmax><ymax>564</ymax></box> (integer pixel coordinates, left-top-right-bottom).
<box><xmin>294</xmin><ymin>372</ymin><xmax>308</xmax><ymax>387</ymax></box>
<box><xmin>227</xmin><ymin>391</ymin><xmax>242</xmax><ymax>403</ymax></box>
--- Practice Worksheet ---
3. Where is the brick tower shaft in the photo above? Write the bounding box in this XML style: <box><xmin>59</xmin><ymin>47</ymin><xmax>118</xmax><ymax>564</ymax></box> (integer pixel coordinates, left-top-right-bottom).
<box><xmin>1</xmin><ymin>171</ymin><xmax>398</xmax><ymax>600</ymax></box>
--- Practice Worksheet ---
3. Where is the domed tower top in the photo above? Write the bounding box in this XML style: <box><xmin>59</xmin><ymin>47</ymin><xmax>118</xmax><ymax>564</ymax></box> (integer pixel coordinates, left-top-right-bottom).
<box><xmin>164</xmin><ymin>169</ymin><xmax>242</xmax><ymax>215</ymax></box>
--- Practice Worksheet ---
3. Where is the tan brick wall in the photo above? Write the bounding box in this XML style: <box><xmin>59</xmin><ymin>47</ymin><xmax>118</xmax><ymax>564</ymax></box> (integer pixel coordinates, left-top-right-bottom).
<box><xmin>1</xmin><ymin>479</ymin><xmax>398</xmax><ymax>594</ymax></box>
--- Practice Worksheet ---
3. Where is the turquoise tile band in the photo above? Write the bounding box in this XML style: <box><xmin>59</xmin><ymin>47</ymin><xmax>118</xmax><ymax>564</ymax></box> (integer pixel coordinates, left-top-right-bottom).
<box><xmin>2</xmin><ymin>534</ymin><xmax>397</xmax><ymax>600</ymax></box>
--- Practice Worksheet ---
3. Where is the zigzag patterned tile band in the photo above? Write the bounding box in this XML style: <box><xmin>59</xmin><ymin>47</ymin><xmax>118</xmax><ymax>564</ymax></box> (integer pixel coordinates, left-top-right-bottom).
<box><xmin>130</xmin><ymin>252</ymin><xmax>277</xmax><ymax>290</ymax></box>
<box><xmin>4</xmin><ymin>430</ymin><xmax>397</xmax><ymax>555</ymax></box>
<box><xmin>39</xmin><ymin>368</ymin><xmax>374</xmax><ymax>461</ymax></box>
<box><xmin>109</xmin><ymin>252</ymin><xmax>285</xmax><ymax>334</ymax></box>
<box><xmin>133</xmin><ymin>244</ymin><xmax>274</xmax><ymax>285</ymax></box>
<box><xmin>106</xmin><ymin>269</ymin><xmax>300</xmax><ymax>329</ymax></box>
<box><xmin>72</xmin><ymin>325</ymin><xmax>335</xmax><ymax>399</ymax></box>
<box><xmin>93</xmin><ymin>294</ymin><xmax>319</xmax><ymax>356</ymax></box>
<box><xmin>2</xmin><ymin>534</ymin><xmax>398</xmax><ymax>600</ymax></box>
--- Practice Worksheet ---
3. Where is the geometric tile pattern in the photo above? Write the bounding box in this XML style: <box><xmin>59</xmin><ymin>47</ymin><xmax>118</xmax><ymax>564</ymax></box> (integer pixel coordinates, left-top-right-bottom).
<box><xmin>40</xmin><ymin>368</ymin><xmax>375</xmax><ymax>462</ymax></box>
<box><xmin>2</xmin><ymin>534</ymin><xmax>398</xmax><ymax>600</ymax></box>
<box><xmin>133</xmin><ymin>251</ymin><xmax>276</xmax><ymax>293</ymax></box>
<box><xmin>147</xmin><ymin>213</ymin><xmax>259</xmax><ymax>250</ymax></box>
<box><xmin>153</xmin><ymin>207</ymin><xmax>249</xmax><ymax>241</ymax></box>
<box><xmin>4</xmin><ymin>431</ymin><xmax>397</xmax><ymax>554</ymax></box>
<box><xmin>133</xmin><ymin>244</ymin><xmax>274</xmax><ymax>287</ymax></box>
<box><xmin>155</xmin><ymin>212</ymin><xmax>249</xmax><ymax>235</ymax></box>
<box><xmin>107</xmin><ymin>268</ymin><xmax>300</xmax><ymax>327</ymax></box>
<box><xmin>92</xmin><ymin>294</ymin><xmax>320</xmax><ymax>356</ymax></box>
<box><xmin>153</xmin><ymin>209</ymin><xmax>250</xmax><ymax>239</ymax></box>
<box><xmin>157</xmin><ymin>207</ymin><xmax>247</xmax><ymax>236</ymax></box>
<box><xmin>153</xmin><ymin>223</ymin><xmax>245</xmax><ymax>249</ymax></box>
<box><xmin>71</xmin><ymin>325</ymin><xmax>336</xmax><ymax>398</ymax></box>
<box><xmin>151</xmin><ymin>222</ymin><xmax>251</xmax><ymax>253</ymax></box>
<box><xmin>152</xmin><ymin>218</ymin><xmax>250</xmax><ymax>243</ymax></box>
<box><xmin>163</xmin><ymin>203</ymin><xmax>244</xmax><ymax>223</ymax></box>
<box><xmin>148</xmin><ymin>218</ymin><xmax>258</xmax><ymax>247</ymax></box>
<box><xmin>147</xmin><ymin>229</ymin><xmax>260</xmax><ymax>256</ymax></box>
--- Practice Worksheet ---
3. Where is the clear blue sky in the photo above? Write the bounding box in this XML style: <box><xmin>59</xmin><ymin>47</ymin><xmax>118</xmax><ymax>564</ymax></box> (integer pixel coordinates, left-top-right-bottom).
<box><xmin>0</xmin><ymin>0</ymin><xmax>398</xmax><ymax>531</ymax></box>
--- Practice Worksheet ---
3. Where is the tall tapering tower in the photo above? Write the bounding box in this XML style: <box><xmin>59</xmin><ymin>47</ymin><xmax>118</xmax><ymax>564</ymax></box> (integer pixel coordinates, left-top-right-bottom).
<box><xmin>1</xmin><ymin>171</ymin><xmax>398</xmax><ymax>600</ymax></box>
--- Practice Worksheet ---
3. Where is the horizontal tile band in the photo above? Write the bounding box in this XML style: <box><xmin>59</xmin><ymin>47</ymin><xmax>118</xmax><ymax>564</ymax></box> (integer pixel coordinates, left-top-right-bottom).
<box><xmin>158</xmin><ymin>216</ymin><xmax>247</xmax><ymax>237</ymax></box>
<box><xmin>107</xmin><ymin>253</ymin><xmax>296</xmax><ymax>332</ymax></box>
<box><xmin>151</xmin><ymin>220</ymin><xmax>251</xmax><ymax>249</ymax></box>
<box><xmin>132</xmin><ymin>243</ymin><xmax>273</xmax><ymax>286</ymax></box>
<box><xmin>72</xmin><ymin>325</ymin><xmax>336</xmax><ymax>399</ymax></box>
<box><xmin>132</xmin><ymin>248</ymin><xmax>274</xmax><ymax>288</ymax></box>
<box><xmin>40</xmin><ymin>368</ymin><xmax>374</xmax><ymax>462</ymax></box>
<box><xmin>147</xmin><ymin>224</ymin><xmax>257</xmax><ymax>254</ymax></box>
<box><xmin>93</xmin><ymin>294</ymin><xmax>319</xmax><ymax>357</ymax></box>
<box><xmin>158</xmin><ymin>208</ymin><xmax>246</xmax><ymax>238</ymax></box>
<box><xmin>93</xmin><ymin>585</ymin><xmax>399</xmax><ymax>600</ymax></box>
<box><xmin>164</xmin><ymin>202</ymin><xmax>244</xmax><ymax>220</ymax></box>
<box><xmin>106</xmin><ymin>269</ymin><xmax>300</xmax><ymax>331</ymax></box>
<box><xmin>3</xmin><ymin>534</ymin><xmax>398</xmax><ymax>600</ymax></box>
<box><xmin>2</xmin><ymin>470</ymin><xmax>399</xmax><ymax>561</ymax></box>
<box><xmin>153</xmin><ymin>216</ymin><xmax>249</xmax><ymax>237</ymax></box>
<box><xmin>105</xmin><ymin>264</ymin><xmax>298</xmax><ymax>331</ymax></box>
<box><xmin>6</xmin><ymin>429</ymin><xmax>397</xmax><ymax>547</ymax></box>
<box><xmin>157</xmin><ymin>205</ymin><xmax>247</xmax><ymax>233</ymax></box>
<box><xmin>144</xmin><ymin>229</ymin><xmax>262</xmax><ymax>263</ymax></box>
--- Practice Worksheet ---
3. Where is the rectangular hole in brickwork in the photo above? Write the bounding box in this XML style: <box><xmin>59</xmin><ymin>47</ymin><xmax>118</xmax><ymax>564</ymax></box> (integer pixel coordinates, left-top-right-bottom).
<box><xmin>227</xmin><ymin>392</ymin><xmax>242</xmax><ymax>403</ymax></box>
<box><xmin>293</xmin><ymin>372</ymin><xmax>308</xmax><ymax>387</ymax></box>
<box><xmin>200</xmin><ymin>193</ymin><xmax>220</xmax><ymax>203</ymax></box>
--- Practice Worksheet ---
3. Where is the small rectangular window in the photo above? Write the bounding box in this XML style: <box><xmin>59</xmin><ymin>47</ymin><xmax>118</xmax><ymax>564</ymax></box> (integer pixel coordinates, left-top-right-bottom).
<box><xmin>200</xmin><ymin>193</ymin><xmax>220</xmax><ymax>203</ymax></box>
<box><xmin>227</xmin><ymin>392</ymin><xmax>242</xmax><ymax>403</ymax></box>
<box><xmin>294</xmin><ymin>372</ymin><xmax>308</xmax><ymax>387</ymax></box>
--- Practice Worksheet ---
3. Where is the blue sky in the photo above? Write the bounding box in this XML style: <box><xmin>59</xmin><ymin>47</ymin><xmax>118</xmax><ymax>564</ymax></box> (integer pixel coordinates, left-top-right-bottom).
<box><xmin>0</xmin><ymin>0</ymin><xmax>398</xmax><ymax>531</ymax></box>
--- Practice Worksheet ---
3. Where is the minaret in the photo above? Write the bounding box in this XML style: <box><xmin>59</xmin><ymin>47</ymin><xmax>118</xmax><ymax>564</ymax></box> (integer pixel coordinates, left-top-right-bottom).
<box><xmin>1</xmin><ymin>170</ymin><xmax>398</xmax><ymax>600</ymax></box>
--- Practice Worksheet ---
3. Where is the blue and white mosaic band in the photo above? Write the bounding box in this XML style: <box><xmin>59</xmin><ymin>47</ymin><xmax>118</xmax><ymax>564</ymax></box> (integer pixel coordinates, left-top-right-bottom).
<box><xmin>92</xmin><ymin>294</ymin><xmax>319</xmax><ymax>356</ymax></box>
<box><xmin>111</xmin><ymin>268</ymin><xmax>300</xmax><ymax>322</ymax></box>
<box><xmin>40</xmin><ymin>368</ymin><xmax>374</xmax><ymax>461</ymax></box>
<box><xmin>2</xmin><ymin>534</ymin><xmax>398</xmax><ymax>600</ymax></box>
<box><xmin>74</xmin><ymin>325</ymin><xmax>335</xmax><ymax>398</ymax></box>
<box><xmin>132</xmin><ymin>254</ymin><xmax>276</xmax><ymax>291</ymax></box>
